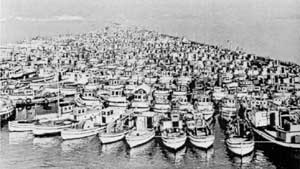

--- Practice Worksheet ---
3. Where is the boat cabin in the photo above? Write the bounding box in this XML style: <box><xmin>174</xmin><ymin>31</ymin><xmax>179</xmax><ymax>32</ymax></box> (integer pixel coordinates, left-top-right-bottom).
<box><xmin>135</xmin><ymin>111</ymin><xmax>155</xmax><ymax>130</ymax></box>
<box><xmin>160</xmin><ymin>113</ymin><xmax>183</xmax><ymax>131</ymax></box>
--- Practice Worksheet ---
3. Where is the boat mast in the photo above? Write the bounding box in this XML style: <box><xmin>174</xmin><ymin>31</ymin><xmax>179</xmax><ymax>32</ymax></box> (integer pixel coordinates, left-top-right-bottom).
<box><xmin>57</xmin><ymin>58</ymin><xmax>61</xmax><ymax>117</ymax></box>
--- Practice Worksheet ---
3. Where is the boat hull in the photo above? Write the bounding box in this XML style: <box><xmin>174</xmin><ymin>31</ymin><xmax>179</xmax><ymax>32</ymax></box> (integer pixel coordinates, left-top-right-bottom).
<box><xmin>226</xmin><ymin>138</ymin><xmax>254</xmax><ymax>156</ymax></box>
<box><xmin>61</xmin><ymin>127</ymin><xmax>105</xmax><ymax>140</ymax></box>
<box><xmin>8</xmin><ymin>121</ymin><xmax>35</xmax><ymax>132</ymax></box>
<box><xmin>162</xmin><ymin>135</ymin><xmax>187</xmax><ymax>150</ymax></box>
<box><xmin>189</xmin><ymin>134</ymin><xmax>215</xmax><ymax>149</ymax></box>
<box><xmin>253</xmin><ymin>128</ymin><xmax>300</xmax><ymax>149</ymax></box>
<box><xmin>126</xmin><ymin>130</ymin><xmax>155</xmax><ymax>148</ymax></box>
<box><xmin>99</xmin><ymin>132</ymin><xmax>126</xmax><ymax>144</ymax></box>
<box><xmin>33</xmin><ymin>124</ymin><xmax>72</xmax><ymax>136</ymax></box>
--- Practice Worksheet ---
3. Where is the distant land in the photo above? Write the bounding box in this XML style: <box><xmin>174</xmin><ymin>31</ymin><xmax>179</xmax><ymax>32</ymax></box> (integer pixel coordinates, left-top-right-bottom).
<box><xmin>1</xmin><ymin>0</ymin><xmax>300</xmax><ymax>64</ymax></box>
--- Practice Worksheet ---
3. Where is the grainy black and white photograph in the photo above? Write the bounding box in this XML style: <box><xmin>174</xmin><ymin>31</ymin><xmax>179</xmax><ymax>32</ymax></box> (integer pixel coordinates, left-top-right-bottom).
<box><xmin>0</xmin><ymin>0</ymin><xmax>300</xmax><ymax>169</ymax></box>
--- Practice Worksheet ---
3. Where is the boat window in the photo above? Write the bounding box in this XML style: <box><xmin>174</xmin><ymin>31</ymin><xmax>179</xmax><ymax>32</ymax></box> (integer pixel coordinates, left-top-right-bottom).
<box><xmin>173</xmin><ymin>121</ymin><xmax>179</xmax><ymax>128</ymax></box>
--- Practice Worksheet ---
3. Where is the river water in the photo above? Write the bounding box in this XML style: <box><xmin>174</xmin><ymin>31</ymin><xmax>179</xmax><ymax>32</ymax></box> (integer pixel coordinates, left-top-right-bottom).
<box><xmin>0</xmin><ymin>116</ymin><xmax>299</xmax><ymax>169</ymax></box>
<box><xmin>1</xmin><ymin>0</ymin><xmax>300</xmax><ymax>64</ymax></box>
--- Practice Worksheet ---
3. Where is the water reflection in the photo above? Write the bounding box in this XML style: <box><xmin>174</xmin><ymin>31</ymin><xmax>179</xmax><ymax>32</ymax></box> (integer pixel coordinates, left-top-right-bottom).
<box><xmin>8</xmin><ymin>132</ymin><xmax>33</xmax><ymax>145</ymax></box>
<box><xmin>231</xmin><ymin>152</ymin><xmax>254</xmax><ymax>167</ymax></box>
<box><xmin>1</xmin><ymin>124</ymin><xmax>299</xmax><ymax>169</ymax></box>
<box><xmin>188</xmin><ymin>146</ymin><xmax>214</xmax><ymax>162</ymax></box>
<box><xmin>127</xmin><ymin>139</ymin><xmax>155</xmax><ymax>158</ymax></box>
<box><xmin>100</xmin><ymin>140</ymin><xmax>125</xmax><ymax>155</ymax></box>
<box><xmin>33</xmin><ymin>137</ymin><xmax>60</xmax><ymax>148</ymax></box>
<box><xmin>61</xmin><ymin>137</ymin><xmax>91</xmax><ymax>152</ymax></box>
<box><xmin>161</xmin><ymin>146</ymin><xmax>187</xmax><ymax>166</ymax></box>
<box><xmin>256</xmin><ymin>143</ymin><xmax>300</xmax><ymax>169</ymax></box>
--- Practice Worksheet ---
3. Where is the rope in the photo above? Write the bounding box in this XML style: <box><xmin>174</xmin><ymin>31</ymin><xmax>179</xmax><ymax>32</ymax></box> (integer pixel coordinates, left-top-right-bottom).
<box><xmin>220</xmin><ymin>140</ymin><xmax>278</xmax><ymax>144</ymax></box>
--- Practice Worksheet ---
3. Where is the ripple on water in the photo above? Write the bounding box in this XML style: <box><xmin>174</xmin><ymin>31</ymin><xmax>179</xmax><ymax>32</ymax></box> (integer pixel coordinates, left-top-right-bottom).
<box><xmin>1</xmin><ymin>118</ymin><xmax>300</xmax><ymax>169</ymax></box>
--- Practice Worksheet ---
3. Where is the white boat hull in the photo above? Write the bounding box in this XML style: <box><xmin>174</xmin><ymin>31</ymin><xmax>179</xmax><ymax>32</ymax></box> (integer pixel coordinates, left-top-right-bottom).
<box><xmin>33</xmin><ymin>125</ymin><xmax>72</xmax><ymax>136</ymax></box>
<box><xmin>253</xmin><ymin>128</ymin><xmax>300</xmax><ymax>149</ymax></box>
<box><xmin>126</xmin><ymin>130</ymin><xmax>155</xmax><ymax>148</ymax></box>
<box><xmin>189</xmin><ymin>134</ymin><xmax>215</xmax><ymax>149</ymax></box>
<box><xmin>203</xmin><ymin>111</ymin><xmax>214</xmax><ymax>121</ymax></box>
<box><xmin>162</xmin><ymin>135</ymin><xmax>187</xmax><ymax>150</ymax></box>
<box><xmin>108</xmin><ymin>102</ymin><xmax>128</xmax><ymax>107</ymax></box>
<box><xmin>8</xmin><ymin>121</ymin><xmax>35</xmax><ymax>132</ymax></box>
<box><xmin>226</xmin><ymin>138</ymin><xmax>254</xmax><ymax>156</ymax></box>
<box><xmin>99</xmin><ymin>132</ymin><xmax>126</xmax><ymax>144</ymax></box>
<box><xmin>61</xmin><ymin>127</ymin><xmax>105</xmax><ymax>140</ymax></box>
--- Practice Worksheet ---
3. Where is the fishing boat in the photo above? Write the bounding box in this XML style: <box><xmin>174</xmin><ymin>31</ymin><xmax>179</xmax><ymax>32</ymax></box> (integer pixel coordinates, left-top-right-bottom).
<box><xmin>160</xmin><ymin>113</ymin><xmax>187</xmax><ymax>150</ymax></box>
<box><xmin>130</xmin><ymin>84</ymin><xmax>151</xmax><ymax>113</ymax></box>
<box><xmin>104</xmin><ymin>77</ymin><xmax>128</xmax><ymax>108</ymax></box>
<box><xmin>225</xmin><ymin>118</ymin><xmax>254</xmax><ymax>156</ymax></box>
<box><xmin>248</xmin><ymin>107</ymin><xmax>300</xmax><ymax>149</ymax></box>
<box><xmin>74</xmin><ymin>89</ymin><xmax>101</xmax><ymax>107</ymax></box>
<box><xmin>212</xmin><ymin>87</ymin><xmax>228</xmax><ymax>101</ymax></box>
<box><xmin>33</xmin><ymin>118</ymin><xmax>78</xmax><ymax>136</ymax></box>
<box><xmin>220</xmin><ymin>96</ymin><xmax>239</xmax><ymax>122</ymax></box>
<box><xmin>152</xmin><ymin>86</ymin><xmax>171</xmax><ymax>113</ymax></box>
<box><xmin>171</xmin><ymin>83</ymin><xmax>193</xmax><ymax>111</ymax></box>
<box><xmin>0</xmin><ymin>97</ymin><xmax>15</xmax><ymax>126</ymax></box>
<box><xmin>186</xmin><ymin>115</ymin><xmax>215</xmax><ymax>149</ymax></box>
<box><xmin>126</xmin><ymin>129</ymin><xmax>155</xmax><ymax>148</ymax></box>
<box><xmin>99</xmin><ymin>109</ymin><xmax>134</xmax><ymax>144</ymax></box>
<box><xmin>1</xmin><ymin>87</ymin><xmax>36</xmax><ymax>105</ymax></box>
<box><xmin>33</xmin><ymin>65</ymin><xmax>79</xmax><ymax>136</ymax></box>
<box><xmin>8</xmin><ymin>119</ymin><xmax>37</xmax><ymax>132</ymax></box>
<box><xmin>125</xmin><ymin>111</ymin><xmax>156</xmax><ymax>148</ymax></box>
<box><xmin>194</xmin><ymin>94</ymin><xmax>214</xmax><ymax>121</ymax></box>
<box><xmin>61</xmin><ymin>119</ymin><xmax>106</xmax><ymax>140</ymax></box>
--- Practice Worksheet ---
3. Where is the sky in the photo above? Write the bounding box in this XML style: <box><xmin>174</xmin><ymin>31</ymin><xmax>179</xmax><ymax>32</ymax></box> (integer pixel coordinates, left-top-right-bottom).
<box><xmin>1</xmin><ymin>0</ymin><xmax>300</xmax><ymax>63</ymax></box>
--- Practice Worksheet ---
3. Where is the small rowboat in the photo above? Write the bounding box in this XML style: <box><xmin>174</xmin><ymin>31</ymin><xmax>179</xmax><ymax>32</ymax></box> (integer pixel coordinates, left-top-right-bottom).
<box><xmin>125</xmin><ymin>129</ymin><xmax>155</xmax><ymax>148</ymax></box>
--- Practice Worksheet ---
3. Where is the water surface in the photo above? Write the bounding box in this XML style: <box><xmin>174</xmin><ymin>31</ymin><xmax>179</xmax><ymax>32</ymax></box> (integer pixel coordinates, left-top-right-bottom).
<box><xmin>1</xmin><ymin>117</ymin><xmax>299</xmax><ymax>169</ymax></box>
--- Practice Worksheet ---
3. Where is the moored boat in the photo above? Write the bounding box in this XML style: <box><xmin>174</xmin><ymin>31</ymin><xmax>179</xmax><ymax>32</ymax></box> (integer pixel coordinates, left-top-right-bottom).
<box><xmin>126</xmin><ymin>129</ymin><xmax>155</xmax><ymax>148</ymax></box>
<box><xmin>160</xmin><ymin>113</ymin><xmax>187</xmax><ymax>150</ymax></box>
<box><xmin>248</xmin><ymin>107</ymin><xmax>300</xmax><ymax>150</ymax></box>
<box><xmin>8</xmin><ymin>119</ymin><xmax>37</xmax><ymax>132</ymax></box>
<box><xmin>0</xmin><ymin>97</ymin><xmax>15</xmax><ymax>126</ymax></box>
<box><xmin>225</xmin><ymin>119</ymin><xmax>254</xmax><ymax>156</ymax></box>
<box><xmin>61</xmin><ymin>119</ymin><xmax>106</xmax><ymax>140</ymax></box>
<box><xmin>125</xmin><ymin>111</ymin><xmax>156</xmax><ymax>148</ymax></box>
<box><xmin>186</xmin><ymin>116</ymin><xmax>215</xmax><ymax>149</ymax></box>
<box><xmin>33</xmin><ymin>119</ymin><xmax>77</xmax><ymax>136</ymax></box>
<box><xmin>99</xmin><ymin>110</ymin><xmax>134</xmax><ymax>144</ymax></box>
